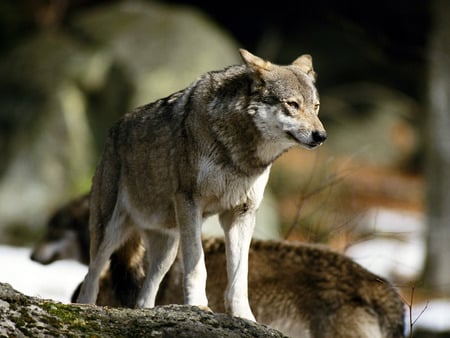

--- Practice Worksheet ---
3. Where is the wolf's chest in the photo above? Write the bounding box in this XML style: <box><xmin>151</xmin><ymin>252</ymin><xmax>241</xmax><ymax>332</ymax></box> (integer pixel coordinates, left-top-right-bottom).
<box><xmin>196</xmin><ymin>157</ymin><xmax>270</xmax><ymax>215</ymax></box>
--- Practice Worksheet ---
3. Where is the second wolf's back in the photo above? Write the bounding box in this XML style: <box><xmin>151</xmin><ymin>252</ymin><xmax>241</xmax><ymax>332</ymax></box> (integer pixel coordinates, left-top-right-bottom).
<box><xmin>103</xmin><ymin>237</ymin><xmax>405</xmax><ymax>338</ymax></box>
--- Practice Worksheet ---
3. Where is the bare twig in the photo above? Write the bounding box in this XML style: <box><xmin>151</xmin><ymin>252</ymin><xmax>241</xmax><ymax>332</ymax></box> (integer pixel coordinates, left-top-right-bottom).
<box><xmin>401</xmin><ymin>283</ymin><xmax>429</xmax><ymax>338</ymax></box>
<box><xmin>284</xmin><ymin>174</ymin><xmax>344</xmax><ymax>237</ymax></box>
<box><xmin>283</xmin><ymin>165</ymin><xmax>351</xmax><ymax>240</ymax></box>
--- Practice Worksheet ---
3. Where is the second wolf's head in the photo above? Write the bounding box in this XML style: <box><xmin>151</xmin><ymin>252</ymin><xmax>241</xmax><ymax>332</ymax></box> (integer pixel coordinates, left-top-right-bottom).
<box><xmin>30</xmin><ymin>194</ymin><xmax>90</xmax><ymax>265</ymax></box>
<box><xmin>240</xmin><ymin>49</ymin><xmax>326</xmax><ymax>160</ymax></box>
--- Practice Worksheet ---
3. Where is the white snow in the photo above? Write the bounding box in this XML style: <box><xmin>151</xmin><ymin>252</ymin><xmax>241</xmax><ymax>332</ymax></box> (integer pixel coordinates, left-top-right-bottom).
<box><xmin>406</xmin><ymin>299</ymin><xmax>450</xmax><ymax>334</ymax></box>
<box><xmin>0</xmin><ymin>245</ymin><xmax>86</xmax><ymax>303</ymax></box>
<box><xmin>346</xmin><ymin>237</ymin><xmax>426</xmax><ymax>281</ymax></box>
<box><xmin>346</xmin><ymin>207</ymin><xmax>426</xmax><ymax>281</ymax></box>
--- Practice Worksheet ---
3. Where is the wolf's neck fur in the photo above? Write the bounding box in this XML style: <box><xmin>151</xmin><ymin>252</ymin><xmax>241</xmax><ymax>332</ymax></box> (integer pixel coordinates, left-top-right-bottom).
<box><xmin>184</xmin><ymin>65</ymin><xmax>279</xmax><ymax>176</ymax></box>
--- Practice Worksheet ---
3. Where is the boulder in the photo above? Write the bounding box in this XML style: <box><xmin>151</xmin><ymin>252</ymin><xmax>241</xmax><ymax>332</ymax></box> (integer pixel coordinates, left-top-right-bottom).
<box><xmin>0</xmin><ymin>282</ymin><xmax>286</xmax><ymax>337</ymax></box>
<box><xmin>0</xmin><ymin>2</ymin><xmax>240</xmax><ymax>241</ymax></box>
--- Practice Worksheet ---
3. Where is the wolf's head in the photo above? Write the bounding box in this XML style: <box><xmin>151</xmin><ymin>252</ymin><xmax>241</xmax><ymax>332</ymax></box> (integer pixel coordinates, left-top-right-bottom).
<box><xmin>30</xmin><ymin>194</ymin><xmax>90</xmax><ymax>265</ymax></box>
<box><xmin>240</xmin><ymin>49</ymin><xmax>326</xmax><ymax>160</ymax></box>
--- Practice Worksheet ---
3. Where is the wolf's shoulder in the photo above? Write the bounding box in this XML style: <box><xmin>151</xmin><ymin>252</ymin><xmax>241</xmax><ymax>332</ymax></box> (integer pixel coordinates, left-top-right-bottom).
<box><xmin>107</xmin><ymin>63</ymin><xmax>250</xmax><ymax>137</ymax></box>
<box><xmin>115</xmin><ymin>90</ymin><xmax>185</xmax><ymax>128</ymax></box>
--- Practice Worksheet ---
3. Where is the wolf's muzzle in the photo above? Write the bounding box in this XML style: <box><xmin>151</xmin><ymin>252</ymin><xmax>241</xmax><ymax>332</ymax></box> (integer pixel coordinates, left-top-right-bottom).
<box><xmin>311</xmin><ymin>130</ymin><xmax>327</xmax><ymax>144</ymax></box>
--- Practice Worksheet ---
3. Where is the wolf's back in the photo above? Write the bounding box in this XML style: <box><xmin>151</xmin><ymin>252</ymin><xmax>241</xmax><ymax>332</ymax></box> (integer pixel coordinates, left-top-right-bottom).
<box><xmin>203</xmin><ymin>239</ymin><xmax>405</xmax><ymax>338</ymax></box>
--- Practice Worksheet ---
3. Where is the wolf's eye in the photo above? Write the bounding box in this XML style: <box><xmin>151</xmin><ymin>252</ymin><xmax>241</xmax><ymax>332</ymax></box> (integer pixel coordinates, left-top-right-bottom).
<box><xmin>314</xmin><ymin>103</ymin><xmax>320</xmax><ymax>111</ymax></box>
<box><xmin>286</xmin><ymin>101</ymin><xmax>300</xmax><ymax>110</ymax></box>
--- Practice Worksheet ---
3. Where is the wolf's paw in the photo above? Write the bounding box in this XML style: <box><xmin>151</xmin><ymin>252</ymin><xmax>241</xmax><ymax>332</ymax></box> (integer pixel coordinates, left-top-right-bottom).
<box><xmin>197</xmin><ymin>305</ymin><xmax>213</xmax><ymax>312</ymax></box>
<box><xmin>226</xmin><ymin>299</ymin><xmax>256</xmax><ymax>321</ymax></box>
<box><xmin>228</xmin><ymin>307</ymin><xmax>256</xmax><ymax>322</ymax></box>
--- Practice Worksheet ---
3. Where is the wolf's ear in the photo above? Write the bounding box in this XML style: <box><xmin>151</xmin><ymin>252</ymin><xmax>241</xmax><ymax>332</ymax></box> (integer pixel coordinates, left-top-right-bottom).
<box><xmin>239</xmin><ymin>49</ymin><xmax>272</xmax><ymax>73</ymax></box>
<box><xmin>292</xmin><ymin>54</ymin><xmax>317</xmax><ymax>81</ymax></box>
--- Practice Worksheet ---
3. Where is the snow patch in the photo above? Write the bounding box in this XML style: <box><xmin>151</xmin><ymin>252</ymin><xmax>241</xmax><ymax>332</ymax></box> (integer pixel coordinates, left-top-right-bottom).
<box><xmin>0</xmin><ymin>245</ymin><xmax>86</xmax><ymax>303</ymax></box>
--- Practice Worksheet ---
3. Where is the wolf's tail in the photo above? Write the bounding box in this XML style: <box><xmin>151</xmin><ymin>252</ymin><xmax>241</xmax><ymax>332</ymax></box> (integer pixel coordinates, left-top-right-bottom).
<box><xmin>88</xmin><ymin>122</ymin><xmax>123</xmax><ymax>255</ymax></box>
<box><xmin>77</xmin><ymin>119</ymin><xmax>149</xmax><ymax>305</ymax></box>
<box><xmin>71</xmin><ymin>230</ymin><xmax>146</xmax><ymax>307</ymax></box>
<box><xmin>108</xmin><ymin>230</ymin><xmax>146</xmax><ymax>307</ymax></box>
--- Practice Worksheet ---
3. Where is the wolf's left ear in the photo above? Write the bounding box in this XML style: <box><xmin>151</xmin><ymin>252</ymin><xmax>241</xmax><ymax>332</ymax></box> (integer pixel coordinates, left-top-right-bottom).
<box><xmin>239</xmin><ymin>49</ymin><xmax>272</xmax><ymax>73</ymax></box>
<box><xmin>292</xmin><ymin>54</ymin><xmax>317</xmax><ymax>82</ymax></box>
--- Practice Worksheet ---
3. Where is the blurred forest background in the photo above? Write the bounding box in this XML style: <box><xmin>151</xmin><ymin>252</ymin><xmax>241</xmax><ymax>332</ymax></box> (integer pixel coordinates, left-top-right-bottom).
<box><xmin>0</xmin><ymin>0</ymin><xmax>449</xmax><ymax>334</ymax></box>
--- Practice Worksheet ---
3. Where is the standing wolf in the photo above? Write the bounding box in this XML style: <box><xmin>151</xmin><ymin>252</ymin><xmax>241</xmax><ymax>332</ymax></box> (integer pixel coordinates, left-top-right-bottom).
<box><xmin>76</xmin><ymin>49</ymin><xmax>327</xmax><ymax>320</ymax></box>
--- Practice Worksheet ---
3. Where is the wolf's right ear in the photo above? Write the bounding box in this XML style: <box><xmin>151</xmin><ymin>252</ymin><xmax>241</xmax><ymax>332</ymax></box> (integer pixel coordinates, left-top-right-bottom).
<box><xmin>239</xmin><ymin>49</ymin><xmax>272</xmax><ymax>73</ymax></box>
<box><xmin>239</xmin><ymin>49</ymin><xmax>271</xmax><ymax>91</ymax></box>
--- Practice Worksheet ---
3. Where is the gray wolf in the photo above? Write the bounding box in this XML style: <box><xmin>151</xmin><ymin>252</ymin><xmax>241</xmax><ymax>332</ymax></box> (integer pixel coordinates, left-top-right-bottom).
<box><xmin>31</xmin><ymin>196</ymin><xmax>405</xmax><ymax>337</ymax></box>
<box><xmin>75</xmin><ymin>48</ymin><xmax>327</xmax><ymax>320</ymax></box>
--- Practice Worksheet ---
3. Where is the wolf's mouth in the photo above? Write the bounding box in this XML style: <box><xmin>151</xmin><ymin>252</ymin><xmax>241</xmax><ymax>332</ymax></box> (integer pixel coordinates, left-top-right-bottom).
<box><xmin>286</xmin><ymin>130</ymin><xmax>326</xmax><ymax>149</ymax></box>
<box><xmin>286</xmin><ymin>131</ymin><xmax>319</xmax><ymax>149</ymax></box>
<box><xmin>286</xmin><ymin>131</ymin><xmax>301</xmax><ymax>143</ymax></box>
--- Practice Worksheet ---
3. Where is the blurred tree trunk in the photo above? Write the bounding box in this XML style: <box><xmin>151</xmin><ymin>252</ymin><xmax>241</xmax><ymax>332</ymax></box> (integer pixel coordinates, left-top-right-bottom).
<box><xmin>424</xmin><ymin>0</ymin><xmax>450</xmax><ymax>294</ymax></box>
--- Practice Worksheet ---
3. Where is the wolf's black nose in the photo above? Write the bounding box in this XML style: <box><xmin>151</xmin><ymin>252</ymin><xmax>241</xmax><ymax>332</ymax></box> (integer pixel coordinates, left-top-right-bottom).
<box><xmin>312</xmin><ymin>130</ymin><xmax>327</xmax><ymax>143</ymax></box>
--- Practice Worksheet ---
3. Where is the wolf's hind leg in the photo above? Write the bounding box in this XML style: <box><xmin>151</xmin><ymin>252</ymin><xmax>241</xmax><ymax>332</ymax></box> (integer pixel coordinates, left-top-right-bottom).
<box><xmin>136</xmin><ymin>228</ymin><xmax>179</xmax><ymax>308</ymax></box>
<box><xmin>76</xmin><ymin>206</ymin><xmax>130</xmax><ymax>304</ymax></box>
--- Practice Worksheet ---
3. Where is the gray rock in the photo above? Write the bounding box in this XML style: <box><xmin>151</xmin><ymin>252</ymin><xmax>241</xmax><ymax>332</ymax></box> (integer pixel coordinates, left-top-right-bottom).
<box><xmin>0</xmin><ymin>2</ymin><xmax>240</xmax><ymax>240</ymax></box>
<box><xmin>72</xmin><ymin>1</ymin><xmax>240</xmax><ymax>106</ymax></box>
<box><xmin>0</xmin><ymin>33</ymin><xmax>95</xmax><ymax>235</ymax></box>
<box><xmin>0</xmin><ymin>282</ymin><xmax>287</xmax><ymax>337</ymax></box>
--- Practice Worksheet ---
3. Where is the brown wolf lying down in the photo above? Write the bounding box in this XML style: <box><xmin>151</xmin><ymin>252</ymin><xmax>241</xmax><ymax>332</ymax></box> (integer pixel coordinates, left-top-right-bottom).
<box><xmin>166</xmin><ymin>238</ymin><xmax>404</xmax><ymax>338</ymax></box>
<box><xmin>74</xmin><ymin>235</ymin><xmax>405</xmax><ymax>338</ymax></box>
<box><xmin>32</xmin><ymin>195</ymin><xmax>405</xmax><ymax>337</ymax></box>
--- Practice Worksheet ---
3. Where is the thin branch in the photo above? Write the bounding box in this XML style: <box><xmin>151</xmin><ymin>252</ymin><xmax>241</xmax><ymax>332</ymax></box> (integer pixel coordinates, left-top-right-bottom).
<box><xmin>401</xmin><ymin>283</ymin><xmax>429</xmax><ymax>338</ymax></box>
<box><xmin>412</xmin><ymin>301</ymin><xmax>429</xmax><ymax>327</ymax></box>
<box><xmin>284</xmin><ymin>172</ymin><xmax>345</xmax><ymax>239</ymax></box>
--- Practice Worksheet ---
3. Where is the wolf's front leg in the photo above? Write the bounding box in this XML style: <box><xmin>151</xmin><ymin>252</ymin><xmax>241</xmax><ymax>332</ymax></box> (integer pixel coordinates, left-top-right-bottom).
<box><xmin>219</xmin><ymin>208</ymin><xmax>256</xmax><ymax>321</ymax></box>
<box><xmin>174</xmin><ymin>194</ymin><xmax>209</xmax><ymax>309</ymax></box>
